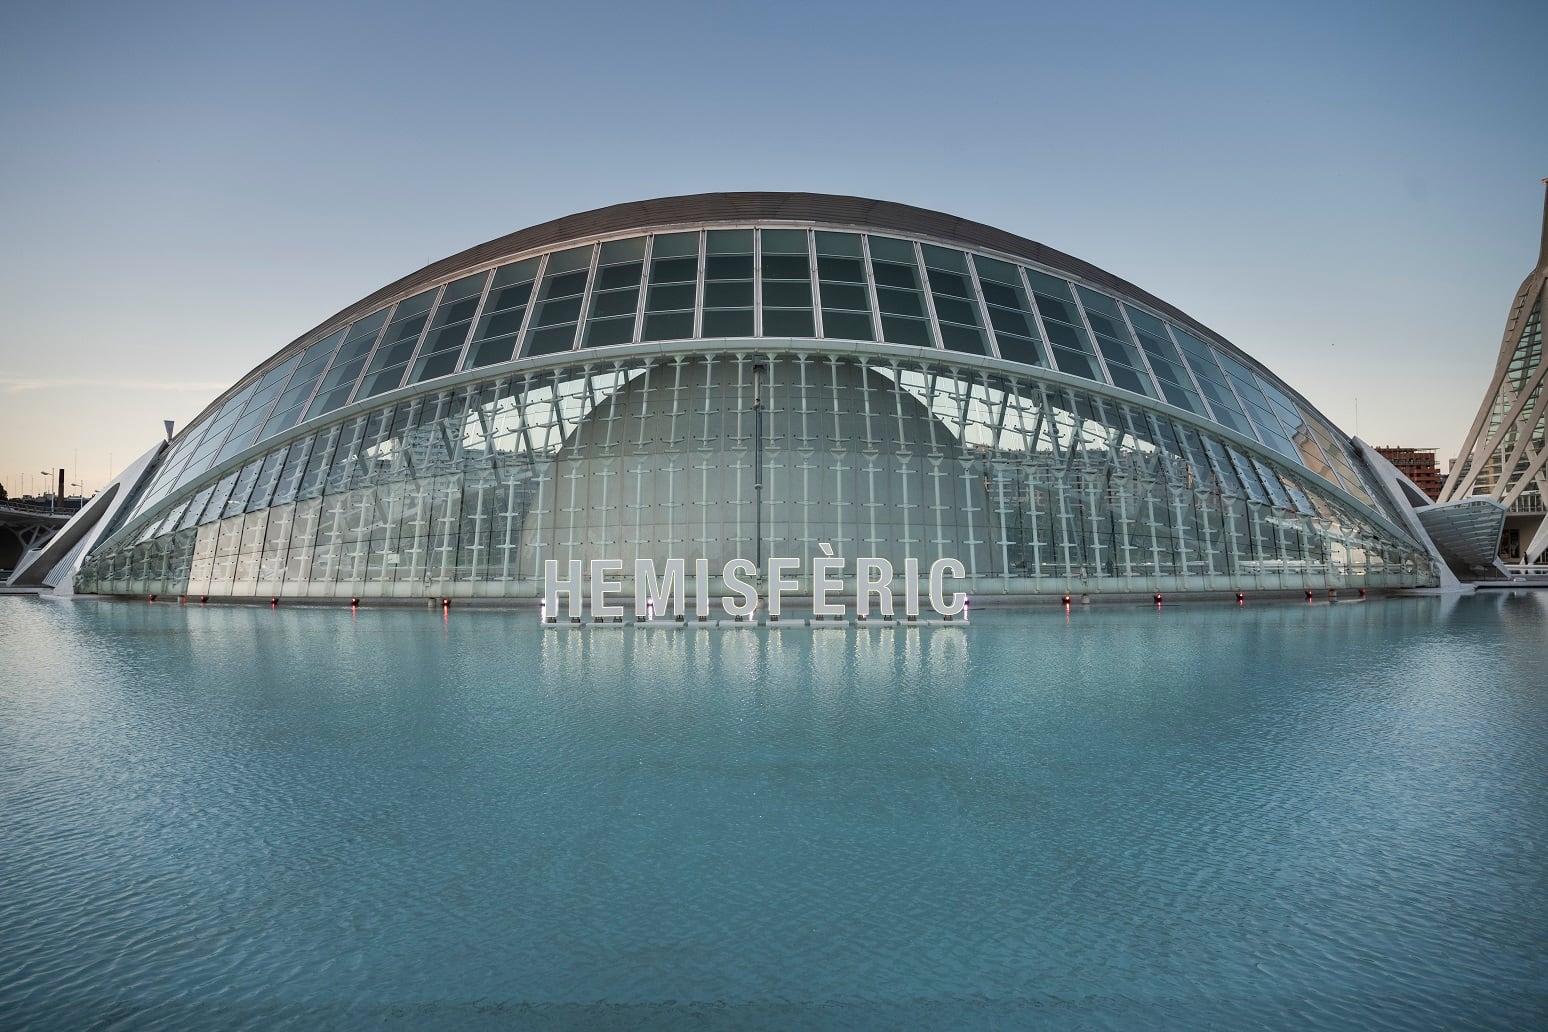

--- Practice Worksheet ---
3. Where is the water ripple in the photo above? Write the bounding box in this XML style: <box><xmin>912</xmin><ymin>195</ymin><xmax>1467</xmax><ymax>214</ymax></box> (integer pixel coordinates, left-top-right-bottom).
<box><xmin>2</xmin><ymin>593</ymin><xmax>1546</xmax><ymax>1029</ymax></box>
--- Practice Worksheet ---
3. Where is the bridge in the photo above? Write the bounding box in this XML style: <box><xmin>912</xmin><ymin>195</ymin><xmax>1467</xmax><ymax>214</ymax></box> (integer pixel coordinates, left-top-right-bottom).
<box><xmin>0</xmin><ymin>502</ymin><xmax>73</xmax><ymax>578</ymax></box>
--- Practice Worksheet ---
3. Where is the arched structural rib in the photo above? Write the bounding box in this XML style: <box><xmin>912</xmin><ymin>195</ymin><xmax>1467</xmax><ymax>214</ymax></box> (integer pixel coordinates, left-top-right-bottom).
<box><xmin>1440</xmin><ymin>180</ymin><xmax>1548</xmax><ymax>563</ymax></box>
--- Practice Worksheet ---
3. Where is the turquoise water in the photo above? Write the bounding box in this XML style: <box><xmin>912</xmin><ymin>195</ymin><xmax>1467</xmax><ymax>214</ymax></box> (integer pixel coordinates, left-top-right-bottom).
<box><xmin>1</xmin><ymin>593</ymin><xmax>1545</xmax><ymax>1029</ymax></box>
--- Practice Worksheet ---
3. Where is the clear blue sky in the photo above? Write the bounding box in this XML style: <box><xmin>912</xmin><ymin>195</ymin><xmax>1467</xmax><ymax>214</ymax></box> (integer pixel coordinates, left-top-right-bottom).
<box><xmin>2</xmin><ymin>0</ymin><xmax>1543</xmax><ymax>496</ymax></box>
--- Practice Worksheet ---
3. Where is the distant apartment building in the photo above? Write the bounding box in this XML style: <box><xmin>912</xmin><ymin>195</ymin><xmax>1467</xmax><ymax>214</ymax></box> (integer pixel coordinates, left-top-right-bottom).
<box><xmin>1376</xmin><ymin>446</ymin><xmax>1443</xmax><ymax>500</ymax></box>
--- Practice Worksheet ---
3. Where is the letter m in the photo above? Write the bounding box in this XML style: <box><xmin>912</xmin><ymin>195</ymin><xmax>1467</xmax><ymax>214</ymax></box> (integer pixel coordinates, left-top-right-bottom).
<box><xmin>635</xmin><ymin>558</ymin><xmax>685</xmax><ymax>619</ymax></box>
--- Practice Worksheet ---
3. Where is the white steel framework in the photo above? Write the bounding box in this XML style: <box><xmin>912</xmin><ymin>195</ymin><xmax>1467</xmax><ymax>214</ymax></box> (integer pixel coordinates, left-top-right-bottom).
<box><xmin>1440</xmin><ymin>181</ymin><xmax>1548</xmax><ymax>563</ymax></box>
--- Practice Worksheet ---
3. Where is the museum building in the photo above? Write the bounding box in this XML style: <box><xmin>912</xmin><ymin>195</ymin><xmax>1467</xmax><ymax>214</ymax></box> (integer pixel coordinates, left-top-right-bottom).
<box><xmin>57</xmin><ymin>193</ymin><xmax>1446</xmax><ymax>600</ymax></box>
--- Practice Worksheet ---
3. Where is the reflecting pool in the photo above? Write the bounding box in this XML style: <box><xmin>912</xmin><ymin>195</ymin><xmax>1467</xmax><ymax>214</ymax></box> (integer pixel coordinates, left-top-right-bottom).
<box><xmin>2</xmin><ymin>593</ymin><xmax>1546</xmax><ymax>1029</ymax></box>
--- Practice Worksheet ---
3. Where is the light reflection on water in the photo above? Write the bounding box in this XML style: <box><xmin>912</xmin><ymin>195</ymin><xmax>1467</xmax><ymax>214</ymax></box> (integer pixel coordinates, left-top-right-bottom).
<box><xmin>1</xmin><ymin>593</ymin><xmax>1546</xmax><ymax>1029</ymax></box>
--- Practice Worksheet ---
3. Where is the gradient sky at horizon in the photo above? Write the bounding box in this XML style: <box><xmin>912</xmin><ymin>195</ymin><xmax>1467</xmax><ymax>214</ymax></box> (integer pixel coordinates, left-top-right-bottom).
<box><xmin>1</xmin><ymin>0</ymin><xmax>1543</xmax><ymax>496</ymax></box>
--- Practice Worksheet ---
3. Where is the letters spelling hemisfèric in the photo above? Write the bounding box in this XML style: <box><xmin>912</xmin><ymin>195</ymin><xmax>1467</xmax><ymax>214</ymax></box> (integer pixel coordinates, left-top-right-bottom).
<box><xmin>543</xmin><ymin>544</ymin><xmax>967</xmax><ymax>622</ymax></box>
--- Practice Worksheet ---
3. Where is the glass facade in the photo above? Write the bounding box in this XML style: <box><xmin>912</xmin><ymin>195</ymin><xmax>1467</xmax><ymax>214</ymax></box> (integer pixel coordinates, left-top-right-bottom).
<box><xmin>75</xmin><ymin>197</ymin><xmax>1437</xmax><ymax>598</ymax></box>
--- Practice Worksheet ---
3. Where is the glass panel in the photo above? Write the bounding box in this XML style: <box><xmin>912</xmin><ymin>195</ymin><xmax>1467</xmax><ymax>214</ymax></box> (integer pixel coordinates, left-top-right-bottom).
<box><xmin>1169</xmin><ymin>326</ymin><xmax>1255</xmax><ymax>439</ymax></box>
<box><xmin>760</xmin><ymin>233</ymin><xmax>814</xmax><ymax>338</ymax></box>
<box><xmin>524</xmin><ymin>324</ymin><xmax>579</xmax><ymax>357</ymax></box>
<box><xmin>426</xmin><ymin>296</ymin><xmax>479</xmax><ymax>336</ymax></box>
<box><xmin>465</xmin><ymin>260</ymin><xmax>539</xmax><ymax>371</ymax></box>
<box><xmin>869</xmin><ymin>237</ymin><xmax>934</xmax><ymax>348</ymax></box>
<box><xmin>257</xmin><ymin>328</ymin><xmax>347</xmax><ymax>442</ymax></box>
<box><xmin>304</xmin><ymin>312</ymin><xmax>391</xmax><ymax>419</ymax></box>
<box><xmin>596</xmin><ymin>263</ymin><xmax>643</xmax><ymax>292</ymax></box>
<box><xmin>819</xmin><ymin>283</ymin><xmax>866</xmax><ymax>310</ymax></box>
<box><xmin>879</xmin><ymin>316</ymin><xmax>933</xmax><ymax>348</ymax></box>
<box><xmin>355</xmin><ymin>364</ymin><xmax>405</xmax><ymax>401</ymax></box>
<box><xmin>705</xmin><ymin>282</ymin><xmax>753</xmax><ymax>307</ymax></box>
<box><xmin>245</xmin><ymin>447</ymin><xmax>289</xmax><ymax>513</ymax></box>
<box><xmin>222</xmin><ymin>458</ymin><xmax>264</xmax><ymax>518</ymax></box>
<box><xmin>296</xmin><ymin>427</ymin><xmax>337</xmax><ymax>501</ymax></box>
<box><xmin>176</xmin><ymin>485</ymin><xmax>216</xmax><ymax>532</ymax></box>
<box><xmin>649</xmin><ymin>283</ymin><xmax>695</xmax><ymax>310</ymax></box>
<box><xmin>763</xmin><ymin>309</ymin><xmax>814</xmax><ymax>337</ymax></box>
<box><xmin>698</xmin><ymin>229</ymin><xmax>751</xmax><ymax>340</ymax></box>
<box><xmin>154</xmin><ymin>499</ymin><xmax>189</xmax><ymax>538</ymax></box>
<box><xmin>818</xmin><ymin>237</ymin><xmax>876</xmax><ymax>341</ymax></box>
<box><xmin>1051</xmin><ymin>347</ymin><xmax>1099</xmax><ymax>380</ymax></box>
<box><xmin>202</xmin><ymin>469</ymin><xmax>240</xmax><ymax>526</ymax></box>
<box><xmin>867</xmin><ymin>236</ymin><xmax>916</xmax><ymax>263</ymax></box>
<box><xmin>544</xmin><ymin>244</ymin><xmax>593</xmax><ymax>275</ymax></box>
<box><xmin>521</xmin><ymin>249</ymin><xmax>593</xmax><ymax>357</ymax></box>
<box><xmin>817</xmin><ymin>256</ymin><xmax>865</xmax><ymax>283</ymax></box>
<box><xmin>649</xmin><ymin>258</ymin><xmax>696</xmax><ymax>284</ymax></box>
<box><xmin>1159</xmin><ymin>381</ymin><xmax>1204</xmax><ymax>414</ymax></box>
<box><xmin>814</xmin><ymin>231</ymin><xmax>862</xmax><ymax>257</ymax></box>
<box><xmin>410</xmin><ymin>272</ymin><xmax>490</xmax><ymax>384</ymax></box>
<box><xmin>923</xmin><ymin>247</ymin><xmax>987</xmax><ymax>355</ymax></box>
<box><xmin>1076</xmin><ymin>287</ymin><xmax>1154</xmax><ymax>399</ymax></box>
<box><xmin>590</xmin><ymin>292</ymin><xmax>638</xmax><ymax>319</ymax></box>
<box><xmin>583</xmin><ymin>242</ymin><xmax>643</xmax><ymax>349</ymax></box>
<box><xmin>1042</xmin><ymin>320</ymin><xmax>1090</xmax><ymax>353</ymax></box>
<box><xmin>270</xmin><ymin>437</ymin><xmax>314</xmax><ymax>507</ymax></box>
<box><xmin>763</xmin><ymin>281</ymin><xmax>811</xmax><ymax>307</ymax></box>
<box><xmin>919</xmin><ymin>244</ymin><xmax>969</xmax><ymax>275</ymax></box>
<box><xmin>1024</xmin><ymin>268</ymin><xmax>1074</xmax><ymax>297</ymax></box>
<box><xmin>876</xmin><ymin>288</ymin><xmax>925</xmax><ymax>316</ymax></box>
<box><xmin>643</xmin><ymin>311</ymin><xmax>694</xmax><ymax>341</ymax></box>
<box><xmin>410</xmin><ymin>323</ymin><xmax>476</xmax><ymax>383</ymax></box>
<box><xmin>1031</xmin><ymin>291</ymin><xmax>1080</xmax><ymax>328</ymax></box>
<box><xmin>761</xmin><ymin>254</ymin><xmax>809</xmax><ymax>279</ymax></box>
<box><xmin>996</xmin><ymin>336</ymin><xmax>1043</xmax><ymax>365</ymax></box>
<box><xmin>491</xmin><ymin>257</ymin><xmax>541</xmax><ymax>289</ymax></box>
<box><xmin>938</xmin><ymin>322</ymin><xmax>987</xmax><ymax>354</ymax></box>
<box><xmin>654</xmin><ymin>231</ymin><xmax>700</xmax><ymax>258</ymax></box>
<box><xmin>760</xmin><ymin>228</ymin><xmax>807</xmax><ymax>254</ymax></box>
<box><xmin>701</xmin><ymin>309</ymin><xmax>752</xmax><ymax>337</ymax></box>
<box><xmin>583</xmin><ymin>317</ymin><xmax>635</xmax><ymax>348</ymax></box>
<box><xmin>821</xmin><ymin>311</ymin><xmax>873</xmax><ymax>340</ymax></box>
<box><xmin>395</xmin><ymin>289</ymin><xmax>437</xmax><ymax>321</ymax></box>
<box><xmin>216</xmin><ymin>354</ymin><xmax>303</xmax><ymax>462</ymax></box>
<box><xmin>598</xmin><ymin>236</ymin><xmax>646</xmax><ymax>264</ymax></box>
<box><xmin>357</xmin><ymin>287</ymin><xmax>439</xmax><ymax>401</ymax></box>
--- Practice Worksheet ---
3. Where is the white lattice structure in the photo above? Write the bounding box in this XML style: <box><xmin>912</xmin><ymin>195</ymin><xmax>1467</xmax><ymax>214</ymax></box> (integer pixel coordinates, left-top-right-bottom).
<box><xmin>1440</xmin><ymin>181</ymin><xmax>1548</xmax><ymax>563</ymax></box>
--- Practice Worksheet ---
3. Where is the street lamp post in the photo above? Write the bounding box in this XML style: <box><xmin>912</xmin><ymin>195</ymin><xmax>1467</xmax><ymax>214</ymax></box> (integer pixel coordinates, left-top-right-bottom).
<box><xmin>40</xmin><ymin>471</ymin><xmax>51</xmax><ymax>514</ymax></box>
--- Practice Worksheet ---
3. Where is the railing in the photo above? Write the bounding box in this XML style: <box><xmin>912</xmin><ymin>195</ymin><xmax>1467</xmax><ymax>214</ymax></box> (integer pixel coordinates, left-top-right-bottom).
<box><xmin>1</xmin><ymin>498</ymin><xmax>85</xmax><ymax>516</ymax></box>
<box><xmin>1500</xmin><ymin>564</ymin><xmax>1548</xmax><ymax>578</ymax></box>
